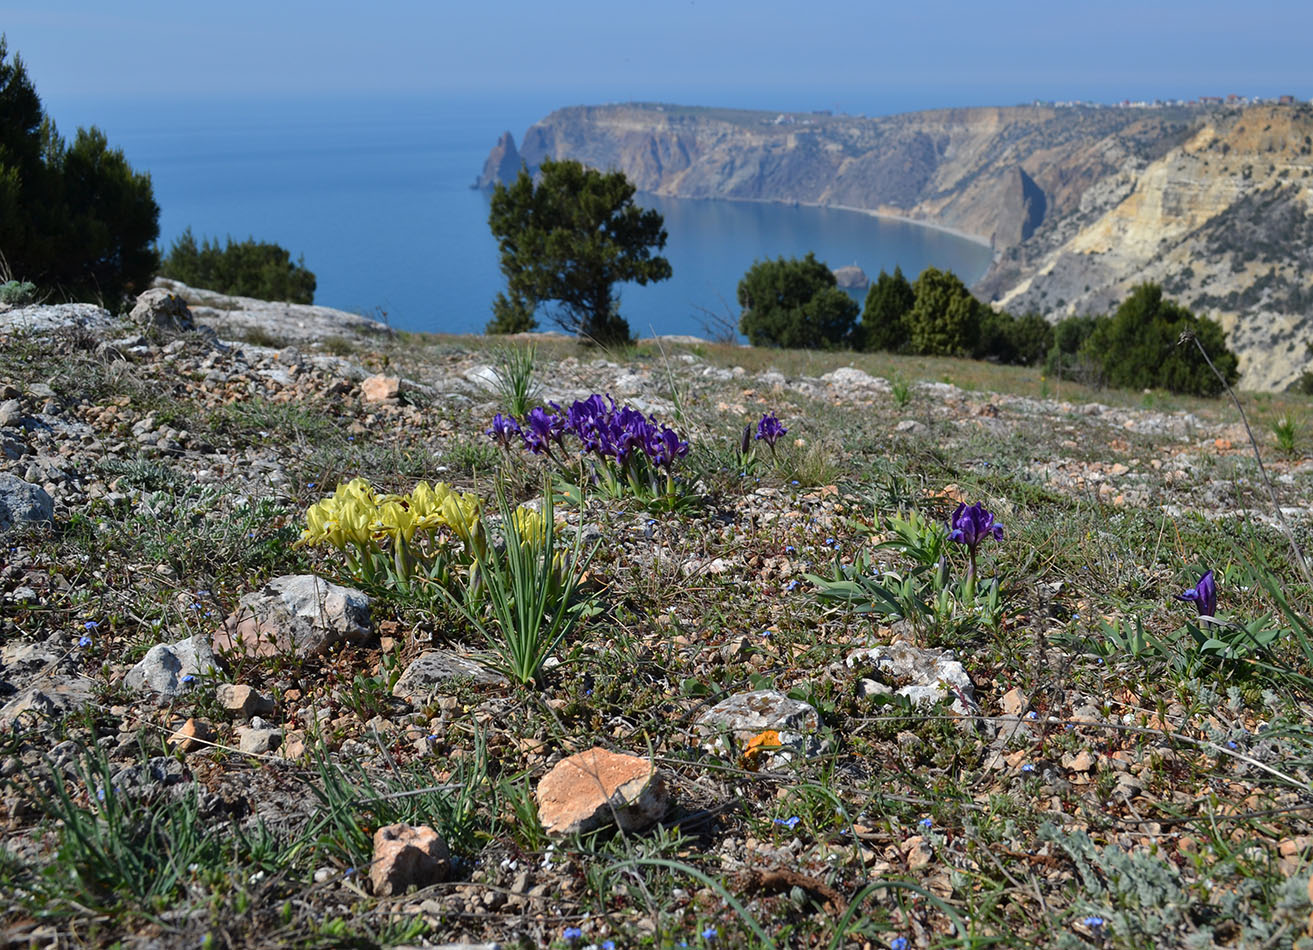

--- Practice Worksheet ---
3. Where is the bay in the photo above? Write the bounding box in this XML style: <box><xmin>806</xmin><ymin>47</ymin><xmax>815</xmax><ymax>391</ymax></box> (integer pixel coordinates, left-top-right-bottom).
<box><xmin>53</xmin><ymin>95</ymin><xmax>992</xmax><ymax>338</ymax></box>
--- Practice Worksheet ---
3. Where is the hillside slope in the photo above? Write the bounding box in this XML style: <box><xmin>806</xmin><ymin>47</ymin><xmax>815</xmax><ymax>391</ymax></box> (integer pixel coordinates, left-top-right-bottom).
<box><xmin>480</xmin><ymin>102</ymin><xmax>1313</xmax><ymax>390</ymax></box>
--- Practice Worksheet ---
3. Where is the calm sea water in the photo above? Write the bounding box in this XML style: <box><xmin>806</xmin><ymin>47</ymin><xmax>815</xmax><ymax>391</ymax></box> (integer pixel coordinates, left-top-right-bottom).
<box><xmin>55</xmin><ymin>95</ymin><xmax>992</xmax><ymax>339</ymax></box>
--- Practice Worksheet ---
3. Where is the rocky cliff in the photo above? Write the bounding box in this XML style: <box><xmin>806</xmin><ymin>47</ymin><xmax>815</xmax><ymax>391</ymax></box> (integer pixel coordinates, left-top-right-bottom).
<box><xmin>481</xmin><ymin>102</ymin><xmax>1313</xmax><ymax>390</ymax></box>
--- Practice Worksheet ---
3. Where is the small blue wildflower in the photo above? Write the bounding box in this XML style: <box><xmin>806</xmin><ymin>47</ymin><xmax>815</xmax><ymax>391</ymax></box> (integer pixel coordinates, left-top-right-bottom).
<box><xmin>602</xmin><ymin>943</ymin><xmax>616</xmax><ymax>950</ymax></box>
<box><xmin>774</xmin><ymin>816</ymin><xmax>801</xmax><ymax>829</ymax></box>
<box><xmin>306</xmin><ymin>483</ymin><xmax>316</xmax><ymax>489</ymax></box>
<box><xmin>702</xmin><ymin>926</ymin><xmax>717</xmax><ymax>940</ymax></box>
<box><xmin>1026</xmin><ymin>711</ymin><xmax>1038</xmax><ymax>720</ymax></box>
<box><xmin>1227</xmin><ymin>740</ymin><xmax>1237</xmax><ymax>750</ymax></box>
<box><xmin>563</xmin><ymin>926</ymin><xmax>583</xmax><ymax>942</ymax></box>
<box><xmin>190</xmin><ymin>602</ymin><xmax>202</xmax><ymax>610</ymax></box>
<box><xmin>891</xmin><ymin>938</ymin><xmax>909</xmax><ymax>950</ymax></box>
<box><xmin>78</xmin><ymin>635</ymin><xmax>93</xmax><ymax>648</ymax></box>
<box><xmin>787</xmin><ymin>580</ymin><xmax>799</xmax><ymax>591</ymax></box>
<box><xmin>1021</xmin><ymin>763</ymin><xmax>1035</xmax><ymax>773</ymax></box>
<box><xmin>761</xmin><ymin>629</ymin><xmax>771</xmax><ymax>637</ymax></box>
<box><xmin>84</xmin><ymin>620</ymin><xmax>99</xmax><ymax>631</ymax></box>
<box><xmin>791</xmin><ymin>480</ymin><xmax>799</xmax><ymax>486</ymax></box>
<box><xmin>1082</xmin><ymin>916</ymin><xmax>1105</xmax><ymax>929</ymax></box>
<box><xmin>96</xmin><ymin>787</ymin><xmax>105</xmax><ymax>801</ymax></box>
<box><xmin>426</xmin><ymin>734</ymin><xmax>439</xmax><ymax>741</ymax></box>
<box><xmin>918</xmin><ymin>817</ymin><xmax>933</xmax><ymax>830</ymax></box>
<box><xmin>344</xmin><ymin>867</ymin><xmax>356</xmax><ymax>877</ymax></box>
<box><xmin>181</xmin><ymin>674</ymin><xmax>196</xmax><ymax>685</ymax></box>
<box><xmin>785</xmin><ymin>545</ymin><xmax>795</xmax><ymax>554</ymax></box>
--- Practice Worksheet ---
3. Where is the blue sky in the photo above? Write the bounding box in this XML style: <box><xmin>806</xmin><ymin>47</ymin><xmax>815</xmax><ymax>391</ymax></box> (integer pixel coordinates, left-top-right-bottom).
<box><xmin>4</xmin><ymin>0</ymin><xmax>1311</xmax><ymax>116</ymax></box>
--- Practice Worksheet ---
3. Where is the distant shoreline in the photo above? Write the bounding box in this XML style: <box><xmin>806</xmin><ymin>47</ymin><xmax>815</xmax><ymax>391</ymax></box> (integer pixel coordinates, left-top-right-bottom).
<box><xmin>639</xmin><ymin>191</ymin><xmax>995</xmax><ymax>280</ymax></box>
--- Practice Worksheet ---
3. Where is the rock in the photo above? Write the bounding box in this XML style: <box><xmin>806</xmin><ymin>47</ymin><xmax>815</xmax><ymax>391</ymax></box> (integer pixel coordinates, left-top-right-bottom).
<box><xmin>152</xmin><ymin>278</ymin><xmax>392</xmax><ymax>344</ymax></box>
<box><xmin>216</xmin><ymin>683</ymin><xmax>276</xmax><ymax>719</ymax></box>
<box><xmin>695</xmin><ymin>690</ymin><xmax>821</xmax><ymax>762</ymax></box>
<box><xmin>1064</xmin><ymin>749</ymin><xmax>1097</xmax><ymax>773</ymax></box>
<box><xmin>903</xmin><ymin>834</ymin><xmax>934</xmax><ymax>869</ymax></box>
<box><xmin>168</xmin><ymin>718</ymin><xmax>217</xmax><ymax>753</ymax></box>
<box><xmin>214</xmin><ymin>575</ymin><xmax>371</xmax><ymax>658</ymax></box>
<box><xmin>475</xmin><ymin>130</ymin><xmax>522</xmax><ymax>188</ymax></box>
<box><xmin>0</xmin><ymin>677</ymin><xmax>93</xmax><ymax>730</ymax></box>
<box><xmin>0</xmin><ymin>398</ymin><xmax>21</xmax><ymax>428</ymax></box>
<box><xmin>894</xmin><ymin>420</ymin><xmax>927</xmax><ymax>435</ymax></box>
<box><xmin>235</xmin><ymin>716</ymin><xmax>283</xmax><ymax>754</ymax></box>
<box><xmin>360</xmin><ymin>374</ymin><xmax>401</xmax><ymax>402</ymax></box>
<box><xmin>112</xmin><ymin>756</ymin><xmax>188</xmax><ymax>793</ymax></box>
<box><xmin>1000</xmin><ymin>687</ymin><xmax>1028</xmax><ymax>717</ymax></box>
<box><xmin>820</xmin><ymin>367</ymin><xmax>888</xmax><ymax>392</ymax></box>
<box><xmin>392</xmin><ymin>651</ymin><xmax>507</xmax><ymax>700</ymax></box>
<box><xmin>130</xmin><ymin>288</ymin><xmax>193</xmax><ymax>333</ymax></box>
<box><xmin>369</xmin><ymin>823</ymin><xmax>451</xmax><ymax>896</ymax></box>
<box><xmin>123</xmin><ymin>635</ymin><xmax>218</xmax><ymax>696</ymax></box>
<box><xmin>0</xmin><ymin>302</ymin><xmax>119</xmax><ymax>336</ymax></box>
<box><xmin>831</xmin><ymin>264</ymin><xmax>869</xmax><ymax>289</ymax></box>
<box><xmin>536</xmin><ymin>747</ymin><xmax>669</xmax><ymax>835</ymax></box>
<box><xmin>0</xmin><ymin>474</ymin><xmax>53</xmax><ymax>532</ymax></box>
<box><xmin>846</xmin><ymin>643</ymin><xmax>977</xmax><ymax>716</ymax></box>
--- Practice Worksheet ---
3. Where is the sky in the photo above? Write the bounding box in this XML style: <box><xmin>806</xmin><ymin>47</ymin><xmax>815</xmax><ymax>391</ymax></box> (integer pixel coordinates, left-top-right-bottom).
<box><xmin>4</xmin><ymin>0</ymin><xmax>1312</xmax><ymax>119</ymax></box>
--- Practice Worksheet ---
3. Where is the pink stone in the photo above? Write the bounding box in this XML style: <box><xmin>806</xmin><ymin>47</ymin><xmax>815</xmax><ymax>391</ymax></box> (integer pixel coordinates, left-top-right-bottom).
<box><xmin>369</xmin><ymin>823</ymin><xmax>450</xmax><ymax>897</ymax></box>
<box><xmin>536</xmin><ymin>747</ymin><xmax>669</xmax><ymax>836</ymax></box>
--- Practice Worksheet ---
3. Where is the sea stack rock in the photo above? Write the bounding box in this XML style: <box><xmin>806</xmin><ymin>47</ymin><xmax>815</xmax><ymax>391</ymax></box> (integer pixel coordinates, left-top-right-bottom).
<box><xmin>832</xmin><ymin>265</ymin><xmax>870</xmax><ymax>290</ymax></box>
<box><xmin>475</xmin><ymin>131</ymin><xmax>522</xmax><ymax>188</ymax></box>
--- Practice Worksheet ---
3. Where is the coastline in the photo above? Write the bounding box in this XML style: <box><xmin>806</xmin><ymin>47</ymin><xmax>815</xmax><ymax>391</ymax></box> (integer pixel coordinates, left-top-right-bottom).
<box><xmin>640</xmin><ymin>192</ymin><xmax>995</xmax><ymax>283</ymax></box>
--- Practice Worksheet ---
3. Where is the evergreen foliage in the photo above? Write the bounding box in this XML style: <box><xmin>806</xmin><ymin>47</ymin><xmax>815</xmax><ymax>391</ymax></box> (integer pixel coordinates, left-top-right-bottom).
<box><xmin>488</xmin><ymin>158</ymin><xmax>671</xmax><ymax>345</ymax></box>
<box><xmin>860</xmin><ymin>266</ymin><xmax>915</xmax><ymax>352</ymax></box>
<box><xmin>736</xmin><ymin>252</ymin><xmax>858</xmax><ymax>349</ymax></box>
<box><xmin>906</xmin><ymin>266</ymin><xmax>981</xmax><ymax>356</ymax></box>
<box><xmin>0</xmin><ymin>36</ymin><xmax>159</xmax><ymax>304</ymax></box>
<box><xmin>1046</xmin><ymin>313</ymin><xmax>1107</xmax><ymax>383</ymax></box>
<box><xmin>1084</xmin><ymin>284</ymin><xmax>1238</xmax><ymax>396</ymax></box>
<box><xmin>159</xmin><ymin>229</ymin><xmax>316</xmax><ymax>304</ymax></box>
<box><xmin>486</xmin><ymin>291</ymin><xmax>537</xmax><ymax>334</ymax></box>
<box><xmin>975</xmin><ymin>309</ymin><xmax>1054</xmax><ymax>366</ymax></box>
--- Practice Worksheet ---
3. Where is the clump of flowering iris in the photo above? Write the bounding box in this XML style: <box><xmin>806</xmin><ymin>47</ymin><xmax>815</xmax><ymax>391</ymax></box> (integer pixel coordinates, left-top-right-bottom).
<box><xmin>492</xmin><ymin>393</ymin><xmax>690</xmax><ymax>506</ymax></box>
<box><xmin>1175</xmin><ymin>569</ymin><xmax>1217</xmax><ymax>618</ymax></box>
<box><xmin>948</xmin><ymin>501</ymin><xmax>1004</xmax><ymax>598</ymax></box>
<box><xmin>296</xmin><ymin>478</ymin><xmax>485</xmax><ymax>589</ymax></box>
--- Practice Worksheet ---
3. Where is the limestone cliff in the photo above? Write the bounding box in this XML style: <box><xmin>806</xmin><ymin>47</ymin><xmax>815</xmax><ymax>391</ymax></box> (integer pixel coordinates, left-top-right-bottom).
<box><xmin>482</xmin><ymin>102</ymin><xmax>1313</xmax><ymax>389</ymax></box>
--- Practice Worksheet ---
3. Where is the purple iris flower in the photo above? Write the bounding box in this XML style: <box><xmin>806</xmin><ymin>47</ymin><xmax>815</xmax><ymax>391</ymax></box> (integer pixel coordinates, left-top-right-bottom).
<box><xmin>755</xmin><ymin>412</ymin><xmax>787</xmax><ymax>448</ymax></box>
<box><xmin>652</xmin><ymin>426</ymin><xmax>689</xmax><ymax>469</ymax></box>
<box><xmin>949</xmin><ymin>502</ymin><xmax>1003</xmax><ymax>591</ymax></box>
<box><xmin>949</xmin><ymin>502</ymin><xmax>1004</xmax><ymax>551</ymax></box>
<box><xmin>522</xmin><ymin>406</ymin><xmax>562</xmax><ymax>456</ymax></box>
<box><xmin>1175</xmin><ymin>569</ymin><xmax>1217</xmax><ymax>617</ymax></box>
<box><xmin>486</xmin><ymin>413</ymin><xmax>522</xmax><ymax>449</ymax></box>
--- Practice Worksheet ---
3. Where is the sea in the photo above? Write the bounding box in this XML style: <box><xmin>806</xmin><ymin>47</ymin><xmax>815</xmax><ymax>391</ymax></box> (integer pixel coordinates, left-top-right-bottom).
<box><xmin>51</xmin><ymin>94</ymin><xmax>993</xmax><ymax>340</ymax></box>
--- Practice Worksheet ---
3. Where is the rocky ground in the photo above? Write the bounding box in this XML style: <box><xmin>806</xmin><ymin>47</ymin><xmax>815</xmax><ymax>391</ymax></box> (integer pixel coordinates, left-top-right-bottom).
<box><xmin>3</xmin><ymin>286</ymin><xmax>1313</xmax><ymax>949</ymax></box>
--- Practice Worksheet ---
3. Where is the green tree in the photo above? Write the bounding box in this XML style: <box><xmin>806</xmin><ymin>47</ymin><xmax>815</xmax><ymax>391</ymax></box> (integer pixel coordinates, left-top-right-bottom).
<box><xmin>486</xmin><ymin>290</ymin><xmax>537</xmax><ymax>334</ymax></box>
<box><xmin>0</xmin><ymin>36</ymin><xmax>159</xmax><ymax>304</ymax></box>
<box><xmin>159</xmin><ymin>229</ymin><xmax>316</xmax><ymax>303</ymax></box>
<box><xmin>860</xmin><ymin>265</ymin><xmax>915</xmax><ymax>352</ymax></box>
<box><xmin>488</xmin><ymin>158</ymin><xmax>671</xmax><ymax>345</ymax></box>
<box><xmin>737</xmin><ymin>252</ymin><xmax>858</xmax><ymax>349</ymax></box>
<box><xmin>906</xmin><ymin>266</ymin><xmax>982</xmax><ymax>357</ymax></box>
<box><xmin>975</xmin><ymin>308</ymin><xmax>1054</xmax><ymax>365</ymax></box>
<box><xmin>1083</xmin><ymin>283</ymin><xmax>1237</xmax><ymax>396</ymax></box>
